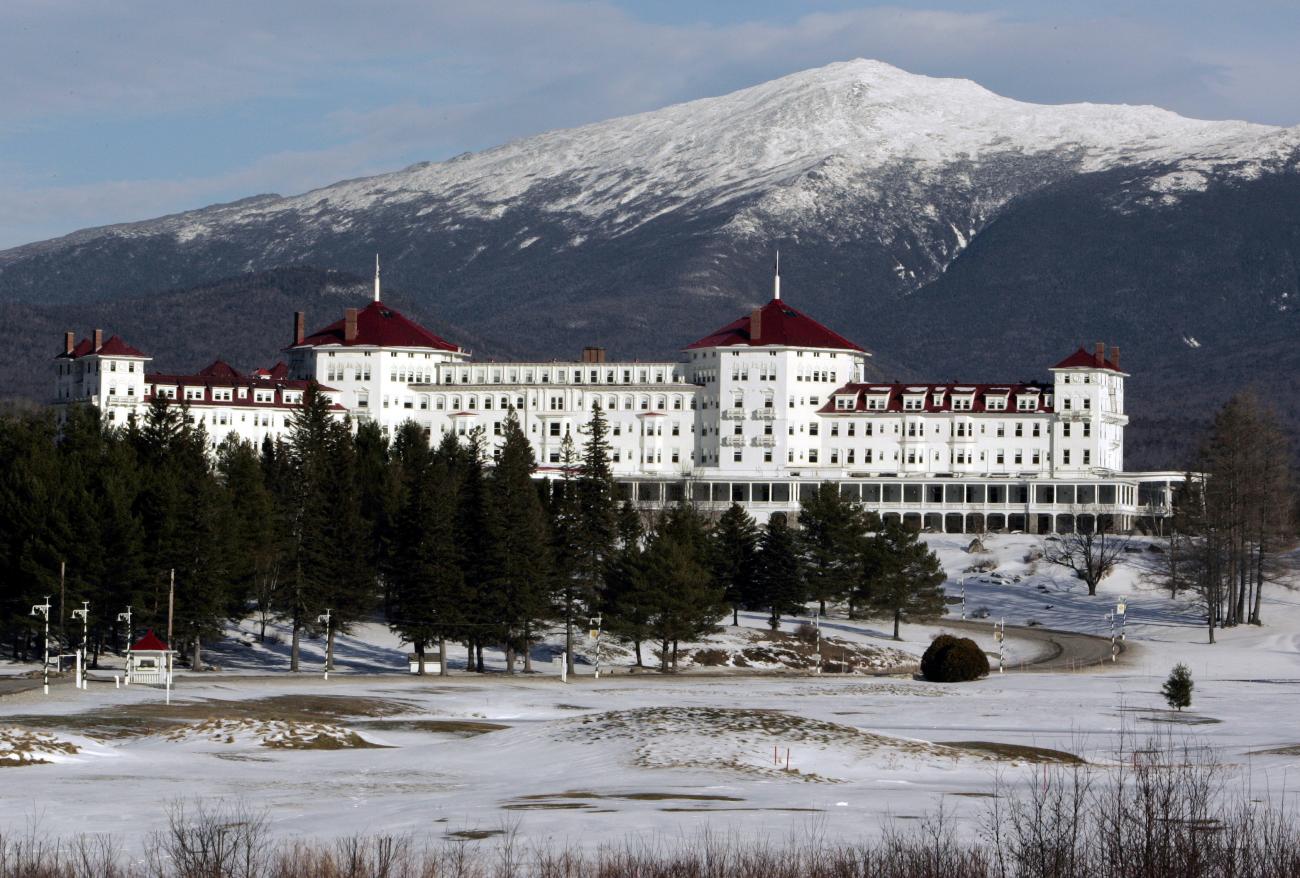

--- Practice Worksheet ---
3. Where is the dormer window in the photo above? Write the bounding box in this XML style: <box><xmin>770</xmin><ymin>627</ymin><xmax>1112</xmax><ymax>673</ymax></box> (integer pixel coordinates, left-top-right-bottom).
<box><xmin>903</xmin><ymin>396</ymin><xmax>924</xmax><ymax>411</ymax></box>
<box><xmin>834</xmin><ymin>396</ymin><xmax>855</xmax><ymax>411</ymax></box>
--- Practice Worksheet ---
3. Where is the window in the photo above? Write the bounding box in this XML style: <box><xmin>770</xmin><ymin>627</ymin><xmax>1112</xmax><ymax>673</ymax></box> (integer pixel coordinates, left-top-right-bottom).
<box><xmin>1063</xmin><ymin>450</ymin><xmax>1071</xmax><ymax>465</ymax></box>
<box><xmin>1014</xmin><ymin>423</ymin><xmax>1023</xmax><ymax>437</ymax></box>
<box><xmin>808</xmin><ymin>450</ymin><xmax>818</xmax><ymax>463</ymax></box>
<box><xmin>1063</xmin><ymin>423</ymin><xmax>1072</xmax><ymax>437</ymax></box>
<box><xmin>1083</xmin><ymin>450</ymin><xmax>1091</xmax><ymax>465</ymax></box>
<box><xmin>549</xmin><ymin>422</ymin><xmax>561</xmax><ymax>436</ymax></box>
<box><xmin>1083</xmin><ymin>422</ymin><xmax>1092</xmax><ymax>437</ymax></box>
<box><xmin>733</xmin><ymin>451</ymin><xmax>742</xmax><ymax>462</ymax></box>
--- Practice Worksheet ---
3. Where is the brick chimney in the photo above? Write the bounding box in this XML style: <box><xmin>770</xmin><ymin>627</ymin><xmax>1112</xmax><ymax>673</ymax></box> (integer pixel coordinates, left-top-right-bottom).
<box><xmin>344</xmin><ymin>308</ymin><xmax>358</xmax><ymax>343</ymax></box>
<box><xmin>750</xmin><ymin>308</ymin><xmax>762</xmax><ymax>342</ymax></box>
<box><xmin>1110</xmin><ymin>345</ymin><xmax>1120</xmax><ymax>370</ymax></box>
<box><xmin>1094</xmin><ymin>341</ymin><xmax>1105</xmax><ymax>367</ymax></box>
<box><xmin>64</xmin><ymin>331</ymin><xmax>75</xmax><ymax>355</ymax></box>
<box><xmin>293</xmin><ymin>311</ymin><xmax>305</xmax><ymax>345</ymax></box>
<box><xmin>582</xmin><ymin>346</ymin><xmax>606</xmax><ymax>363</ymax></box>
<box><xmin>93</xmin><ymin>329</ymin><xmax>103</xmax><ymax>352</ymax></box>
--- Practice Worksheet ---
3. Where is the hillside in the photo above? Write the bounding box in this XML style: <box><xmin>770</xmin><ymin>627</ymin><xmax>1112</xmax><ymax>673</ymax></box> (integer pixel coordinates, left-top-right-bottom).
<box><xmin>3</xmin><ymin>59</ymin><xmax>1298</xmax><ymax>466</ymax></box>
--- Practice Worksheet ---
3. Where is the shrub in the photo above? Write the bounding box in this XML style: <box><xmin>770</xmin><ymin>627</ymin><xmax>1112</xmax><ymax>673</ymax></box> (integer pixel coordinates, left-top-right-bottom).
<box><xmin>921</xmin><ymin>634</ymin><xmax>990</xmax><ymax>682</ymax></box>
<box><xmin>794</xmin><ymin>621</ymin><xmax>819</xmax><ymax>644</ymax></box>
<box><xmin>1163</xmin><ymin>662</ymin><xmax>1194</xmax><ymax>710</ymax></box>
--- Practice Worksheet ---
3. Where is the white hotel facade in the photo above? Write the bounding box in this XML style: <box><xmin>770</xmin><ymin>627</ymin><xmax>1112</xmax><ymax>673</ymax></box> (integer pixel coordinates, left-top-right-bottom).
<box><xmin>53</xmin><ymin>268</ymin><xmax>1180</xmax><ymax>533</ymax></box>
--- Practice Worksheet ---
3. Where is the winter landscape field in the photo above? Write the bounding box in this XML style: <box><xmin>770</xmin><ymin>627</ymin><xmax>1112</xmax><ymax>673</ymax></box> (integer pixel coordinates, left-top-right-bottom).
<box><xmin>4</xmin><ymin>534</ymin><xmax>1298</xmax><ymax>859</ymax></box>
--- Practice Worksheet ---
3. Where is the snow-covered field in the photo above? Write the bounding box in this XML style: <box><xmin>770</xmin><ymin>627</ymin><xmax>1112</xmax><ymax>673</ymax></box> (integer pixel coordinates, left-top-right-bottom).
<box><xmin>2</xmin><ymin>534</ymin><xmax>1297</xmax><ymax>851</ymax></box>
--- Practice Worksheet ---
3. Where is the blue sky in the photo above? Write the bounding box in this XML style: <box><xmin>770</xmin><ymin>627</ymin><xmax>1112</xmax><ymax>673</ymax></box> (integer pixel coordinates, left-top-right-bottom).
<box><xmin>2</xmin><ymin>0</ymin><xmax>1297</xmax><ymax>249</ymax></box>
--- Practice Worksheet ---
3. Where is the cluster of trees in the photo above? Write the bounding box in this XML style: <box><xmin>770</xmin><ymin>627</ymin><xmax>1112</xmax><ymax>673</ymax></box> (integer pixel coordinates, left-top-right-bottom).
<box><xmin>1148</xmin><ymin>392</ymin><xmax>1296</xmax><ymax>642</ymax></box>
<box><xmin>0</xmin><ymin>390</ymin><xmax>949</xmax><ymax>672</ymax></box>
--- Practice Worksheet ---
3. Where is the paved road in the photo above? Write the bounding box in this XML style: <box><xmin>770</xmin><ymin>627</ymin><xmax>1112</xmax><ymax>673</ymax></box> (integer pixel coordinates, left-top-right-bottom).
<box><xmin>941</xmin><ymin>618</ymin><xmax>1128</xmax><ymax>672</ymax></box>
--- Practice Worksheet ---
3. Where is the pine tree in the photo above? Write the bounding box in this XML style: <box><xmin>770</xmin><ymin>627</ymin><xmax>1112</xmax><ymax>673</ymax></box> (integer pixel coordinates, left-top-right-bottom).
<box><xmin>867</xmin><ymin>523</ymin><xmax>947</xmax><ymax>640</ymax></box>
<box><xmin>487</xmin><ymin>413</ymin><xmax>551</xmax><ymax>673</ymax></box>
<box><xmin>388</xmin><ymin>423</ymin><xmax>466</xmax><ymax>675</ymax></box>
<box><xmin>754</xmin><ymin>515</ymin><xmax>805</xmax><ymax>630</ymax></box>
<box><xmin>643</xmin><ymin>504</ymin><xmax>725</xmax><ymax>670</ymax></box>
<box><xmin>798</xmin><ymin>482</ymin><xmax>869</xmax><ymax>615</ymax></box>
<box><xmin>1162</xmin><ymin>663</ymin><xmax>1194</xmax><ymax>711</ymax></box>
<box><xmin>711</xmin><ymin>503</ymin><xmax>760</xmax><ymax>625</ymax></box>
<box><xmin>283</xmin><ymin>383</ymin><xmax>339</xmax><ymax>671</ymax></box>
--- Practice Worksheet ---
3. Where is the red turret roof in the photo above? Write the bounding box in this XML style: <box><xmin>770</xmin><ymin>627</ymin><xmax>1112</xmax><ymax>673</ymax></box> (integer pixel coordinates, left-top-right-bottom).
<box><xmin>296</xmin><ymin>301</ymin><xmax>462</xmax><ymax>352</ymax></box>
<box><xmin>685</xmin><ymin>298</ymin><xmax>864</xmax><ymax>352</ymax></box>
<box><xmin>1052</xmin><ymin>347</ymin><xmax>1123</xmax><ymax>372</ymax></box>
<box><xmin>57</xmin><ymin>335</ymin><xmax>149</xmax><ymax>359</ymax></box>
<box><xmin>130</xmin><ymin>630</ymin><xmax>169</xmax><ymax>652</ymax></box>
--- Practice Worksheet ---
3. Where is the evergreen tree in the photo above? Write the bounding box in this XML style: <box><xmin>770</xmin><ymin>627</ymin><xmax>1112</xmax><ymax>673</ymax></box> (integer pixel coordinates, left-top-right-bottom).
<box><xmin>1162</xmin><ymin>663</ymin><xmax>1194</xmax><ymax>711</ymax></box>
<box><xmin>643</xmin><ymin>505</ymin><xmax>725</xmax><ymax>670</ymax></box>
<box><xmin>798</xmin><ymin>483</ymin><xmax>870</xmax><ymax>615</ymax></box>
<box><xmin>753</xmin><ymin>515</ymin><xmax>805</xmax><ymax>630</ymax></box>
<box><xmin>867</xmin><ymin>523</ymin><xmax>947</xmax><ymax>640</ymax></box>
<box><xmin>353</xmin><ymin>420</ymin><xmax>396</xmax><ymax>590</ymax></box>
<box><xmin>712</xmin><ymin>503</ymin><xmax>760</xmax><ymax>626</ymax></box>
<box><xmin>388</xmin><ymin>423</ymin><xmax>465</xmax><ymax>674</ymax></box>
<box><xmin>283</xmin><ymin>383</ymin><xmax>339</xmax><ymax>671</ymax></box>
<box><xmin>603</xmin><ymin>535</ymin><xmax>653</xmax><ymax>666</ymax></box>
<box><xmin>489</xmin><ymin>410</ymin><xmax>552</xmax><ymax>673</ymax></box>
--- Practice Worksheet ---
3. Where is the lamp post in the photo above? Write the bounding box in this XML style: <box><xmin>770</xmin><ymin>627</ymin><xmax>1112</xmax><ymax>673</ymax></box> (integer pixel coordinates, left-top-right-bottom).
<box><xmin>589</xmin><ymin>614</ymin><xmax>603</xmax><ymax>679</ymax></box>
<box><xmin>317</xmin><ymin>609</ymin><xmax>332</xmax><ymax>680</ymax></box>
<box><xmin>71</xmin><ymin>601</ymin><xmax>89</xmax><ymax>690</ymax></box>
<box><xmin>31</xmin><ymin>597</ymin><xmax>51</xmax><ymax>695</ymax></box>
<box><xmin>116</xmin><ymin>607</ymin><xmax>132</xmax><ymax>686</ymax></box>
<box><xmin>814</xmin><ymin>609</ymin><xmax>822</xmax><ymax>674</ymax></box>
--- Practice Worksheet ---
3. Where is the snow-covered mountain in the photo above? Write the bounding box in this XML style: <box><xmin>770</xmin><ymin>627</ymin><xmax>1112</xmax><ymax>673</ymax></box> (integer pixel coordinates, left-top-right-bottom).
<box><xmin>3</xmin><ymin>59</ymin><xmax>1299</xmax><ymax>466</ymax></box>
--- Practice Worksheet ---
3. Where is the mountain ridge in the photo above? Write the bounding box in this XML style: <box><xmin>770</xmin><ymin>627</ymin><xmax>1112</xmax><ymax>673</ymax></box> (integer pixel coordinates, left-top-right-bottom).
<box><xmin>2</xmin><ymin>59</ymin><xmax>1298</xmax><ymax>468</ymax></box>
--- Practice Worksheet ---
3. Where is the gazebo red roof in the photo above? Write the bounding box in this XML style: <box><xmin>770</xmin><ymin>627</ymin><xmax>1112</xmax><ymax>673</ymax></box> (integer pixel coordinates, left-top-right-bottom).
<box><xmin>129</xmin><ymin>630</ymin><xmax>170</xmax><ymax>652</ymax></box>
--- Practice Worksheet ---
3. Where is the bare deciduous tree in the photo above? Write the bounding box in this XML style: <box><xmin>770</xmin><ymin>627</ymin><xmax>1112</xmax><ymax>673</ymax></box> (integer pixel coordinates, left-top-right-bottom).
<box><xmin>1043</xmin><ymin>525</ymin><xmax>1129</xmax><ymax>596</ymax></box>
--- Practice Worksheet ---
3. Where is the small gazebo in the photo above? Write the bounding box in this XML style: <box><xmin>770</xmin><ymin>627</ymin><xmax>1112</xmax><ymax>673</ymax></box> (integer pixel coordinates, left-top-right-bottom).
<box><xmin>126</xmin><ymin>630</ymin><xmax>172</xmax><ymax>686</ymax></box>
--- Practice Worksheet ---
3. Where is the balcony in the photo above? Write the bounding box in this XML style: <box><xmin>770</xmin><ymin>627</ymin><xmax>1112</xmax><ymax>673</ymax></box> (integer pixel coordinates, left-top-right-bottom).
<box><xmin>719</xmin><ymin>435</ymin><xmax>747</xmax><ymax>447</ymax></box>
<box><xmin>750</xmin><ymin>436</ymin><xmax>776</xmax><ymax>447</ymax></box>
<box><xmin>720</xmin><ymin>409</ymin><xmax>747</xmax><ymax>421</ymax></box>
<box><xmin>751</xmin><ymin>409</ymin><xmax>776</xmax><ymax>420</ymax></box>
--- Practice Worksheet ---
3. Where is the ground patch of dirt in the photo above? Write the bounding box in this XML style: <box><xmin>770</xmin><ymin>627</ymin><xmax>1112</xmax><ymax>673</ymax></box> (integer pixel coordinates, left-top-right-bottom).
<box><xmin>666</xmin><ymin>631</ymin><xmax>914</xmax><ymax>674</ymax></box>
<box><xmin>0</xmin><ymin>728</ymin><xmax>80</xmax><ymax>766</ymax></box>
<box><xmin>941</xmin><ymin>741</ymin><xmax>1085</xmax><ymax>764</ymax></box>
<box><xmin>355</xmin><ymin>718</ymin><xmax>507</xmax><ymax>736</ymax></box>
<box><xmin>164</xmin><ymin>718</ymin><xmax>385</xmax><ymax>749</ymax></box>
<box><xmin>5</xmin><ymin>694</ymin><xmax>417</xmax><ymax>740</ymax></box>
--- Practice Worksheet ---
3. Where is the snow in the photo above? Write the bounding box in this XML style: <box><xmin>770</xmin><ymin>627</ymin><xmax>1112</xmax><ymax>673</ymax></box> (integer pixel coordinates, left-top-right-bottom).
<box><xmin>2</xmin><ymin>533</ymin><xmax>1298</xmax><ymax>852</ymax></box>
<box><xmin>25</xmin><ymin>59</ymin><xmax>1295</xmax><ymax>255</ymax></box>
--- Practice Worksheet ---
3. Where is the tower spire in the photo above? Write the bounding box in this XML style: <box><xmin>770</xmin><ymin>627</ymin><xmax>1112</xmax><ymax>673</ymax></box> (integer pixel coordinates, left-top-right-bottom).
<box><xmin>773</xmin><ymin>249</ymin><xmax>781</xmax><ymax>301</ymax></box>
<box><xmin>373</xmin><ymin>254</ymin><xmax>381</xmax><ymax>303</ymax></box>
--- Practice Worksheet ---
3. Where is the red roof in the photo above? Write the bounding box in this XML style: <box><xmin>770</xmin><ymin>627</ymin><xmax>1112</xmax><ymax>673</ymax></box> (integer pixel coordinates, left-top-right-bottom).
<box><xmin>254</xmin><ymin>362</ymin><xmax>290</xmax><ymax>379</ymax></box>
<box><xmin>130</xmin><ymin>630</ymin><xmax>169</xmax><ymax>651</ymax></box>
<box><xmin>57</xmin><ymin>335</ymin><xmax>149</xmax><ymax>359</ymax></box>
<box><xmin>296</xmin><ymin>301</ymin><xmax>462</xmax><ymax>352</ymax></box>
<box><xmin>197</xmin><ymin>360</ymin><xmax>242</xmax><ymax>378</ymax></box>
<box><xmin>685</xmin><ymin>298</ymin><xmax>864</xmax><ymax>352</ymax></box>
<box><xmin>820</xmin><ymin>382</ymin><xmax>1053</xmax><ymax>415</ymax></box>
<box><xmin>1052</xmin><ymin>347</ymin><xmax>1123</xmax><ymax>372</ymax></box>
<box><xmin>145</xmin><ymin>369</ymin><xmax>344</xmax><ymax>411</ymax></box>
